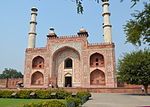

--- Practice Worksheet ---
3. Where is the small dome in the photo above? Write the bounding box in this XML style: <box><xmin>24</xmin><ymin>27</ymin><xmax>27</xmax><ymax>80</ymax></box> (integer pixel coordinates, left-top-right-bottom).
<box><xmin>78</xmin><ymin>27</ymin><xmax>88</xmax><ymax>37</ymax></box>
<box><xmin>31</xmin><ymin>7</ymin><xmax>38</xmax><ymax>12</ymax></box>
<box><xmin>79</xmin><ymin>28</ymin><xmax>87</xmax><ymax>33</ymax></box>
<box><xmin>47</xmin><ymin>27</ymin><xmax>57</xmax><ymax>37</ymax></box>
<box><xmin>49</xmin><ymin>27</ymin><xmax>55</xmax><ymax>35</ymax></box>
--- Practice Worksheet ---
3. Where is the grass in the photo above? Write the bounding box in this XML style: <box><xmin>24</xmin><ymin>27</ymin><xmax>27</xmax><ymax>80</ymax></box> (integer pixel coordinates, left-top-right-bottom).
<box><xmin>0</xmin><ymin>98</ymin><xmax>65</xmax><ymax>107</ymax></box>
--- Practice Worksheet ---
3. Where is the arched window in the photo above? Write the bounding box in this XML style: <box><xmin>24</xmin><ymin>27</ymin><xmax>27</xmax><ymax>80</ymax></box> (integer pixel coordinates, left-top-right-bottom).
<box><xmin>32</xmin><ymin>56</ymin><xmax>44</xmax><ymax>69</ymax></box>
<box><xmin>90</xmin><ymin>69</ymin><xmax>105</xmax><ymax>85</ymax></box>
<box><xmin>90</xmin><ymin>53</ymin><xmax>104</xmax><ymax>67</ymax></box>
<box><xmin>64</xmin><ymin>58</ymin><xmax>72</xmax><ymax>69</ymax></box>
<box><xmin>31</xmin><ymin>71</ymin><xmax>44</xmax><ymax>85</ymax></box>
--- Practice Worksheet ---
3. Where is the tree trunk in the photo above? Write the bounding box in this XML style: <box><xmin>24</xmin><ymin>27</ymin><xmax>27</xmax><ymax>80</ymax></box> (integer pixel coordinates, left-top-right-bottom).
<box><xmin>144</xmin><ymin>85</ymin><xmax>148</xmax><ymax>95</ymax></box>
<box><xmin>6</xmin><ymin>78</ymin><xmax>8</xmax><ymax>88</ymax></box>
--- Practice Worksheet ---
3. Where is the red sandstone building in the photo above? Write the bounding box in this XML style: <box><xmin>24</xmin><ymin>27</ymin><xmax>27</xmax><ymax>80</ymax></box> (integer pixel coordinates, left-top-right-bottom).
<box><xmin>24</xmin><ymin>0</ymin><xmax>117</xmax><ymax>88</ymax></box>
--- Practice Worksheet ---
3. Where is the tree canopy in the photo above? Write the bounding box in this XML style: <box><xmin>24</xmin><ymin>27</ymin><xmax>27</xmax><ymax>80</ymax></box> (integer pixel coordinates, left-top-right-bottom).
<box><xmin>118</xmin><ymin>49</ymin><xmax>150</xmax><ymax>94</ymax></box>
<box><xmin>124</xmin><ymin>3</ymin><xmax>150</xmax><ymax>46</ymax></box>
<box><xmin>0</xmin><ymin>68</ymin><xmax>23</xmax><ymax>79</ymax></box>
<box><xmin>75</xmin><ymin>0</ymin><xmax>147</xmax><ymax>13</ymax></box>
<box><xmin>74</xmin><ymin>0</ymin><xmax>150</xmax><ymax>45</ymax></box>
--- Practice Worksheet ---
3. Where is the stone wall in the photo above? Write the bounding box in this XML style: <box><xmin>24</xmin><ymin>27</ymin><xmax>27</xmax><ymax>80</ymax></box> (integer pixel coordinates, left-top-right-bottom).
<box><xmin>0</xmin><ymin>78</ymin><xmax>23</xmax><ymax>88</ymax></box>
<box><xmin>0</xmin><ymin>79</ymin><xmax>6</xmax><ymax>88</ymax></box>
<box><xmin>63</xmin><ymin>87</ymin><xmax>150</xmax><ymax>94</ymax></box>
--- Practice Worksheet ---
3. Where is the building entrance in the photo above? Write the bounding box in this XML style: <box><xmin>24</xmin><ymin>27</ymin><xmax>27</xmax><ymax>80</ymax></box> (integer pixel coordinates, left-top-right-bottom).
<box><xmin>65</xmin><ymin>77</ymin><xmax>72</xmax><ymax>87</ymax></box>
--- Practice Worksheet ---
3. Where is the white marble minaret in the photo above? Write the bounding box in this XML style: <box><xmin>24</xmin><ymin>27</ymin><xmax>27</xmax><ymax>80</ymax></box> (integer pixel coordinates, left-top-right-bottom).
<box><xmin>102</xmin><ymin>0</ymin><xmax>112</xmax><ymax>43</ymax></box>
<box><xmin>28</xmin><ymin>7</ymin><xmax>38</xmax><ymax>48</ymax></box>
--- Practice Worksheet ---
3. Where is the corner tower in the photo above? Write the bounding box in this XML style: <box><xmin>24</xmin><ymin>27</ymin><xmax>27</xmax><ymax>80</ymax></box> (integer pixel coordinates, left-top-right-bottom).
<box><xmin>28</xmin><ymin>7</ymin><xmax>38</xmax><ymax>48</ymax></box>
<box><xmin>102</xmin><ymin>0</ymin><xmax>112</xmax><ymax>43</ymax></box>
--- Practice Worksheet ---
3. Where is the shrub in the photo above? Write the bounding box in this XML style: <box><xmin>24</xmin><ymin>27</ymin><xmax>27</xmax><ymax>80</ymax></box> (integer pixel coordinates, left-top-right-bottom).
<box><xmin>56</xmin><ymin>89</ymin><xmax>71</xmax><ymax>99</ymax></box>
<box><xmin>77</xmin><ymin>91</ymin><xmax>91</xmax><ymax>99</ymax></box>
<box><xmin>76</xmin><ymin>91</ymin><xmax>91</xmax><ymax>104</ymax></box>
<box><xmin>66</xmin><ymin>97</ymin><xmax>81</xmax><ymax>107</ymax></box>
<box><xmin>23</xmin><ymin>102</ymin><xmax>42</xmax><ymax>107</ymax></box>
<box><xmin>42</xmin><ymin>100</ymin><xmax>66</xmax><ymax>107</ymax></box>
<box><xmin>0</xmin><ymin>89</ymin><xmax>91</xmax><ymax>106</ymax></box>
<box><xmin>0</xmin><ymin>90</ymin><xmax>13</xmax><ymax>98</ymax></box>
<box><xmin>35</xmin><ymin>90</ymin><xmax>51</xmax><ymax>99</ymax></box>
<box><xmin>17</xmin><ymin>90</ymin><xmax>32</xmax><ymax>99</ymax></box>
<box><xmin>23</xmin><ymin>100</ymin><xmax>66</xmax><ymax>107</ymax></box>
<box><xmin>80</xmin><ymin>95</ymin><xmax>88</xmax><ymax>104</ymax></box>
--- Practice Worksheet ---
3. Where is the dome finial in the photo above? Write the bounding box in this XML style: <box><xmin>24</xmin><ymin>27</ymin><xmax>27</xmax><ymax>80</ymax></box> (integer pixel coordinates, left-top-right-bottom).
<box><xmin>78</xmin><ymin>27</ymin><xmax>88</xmax><ymax>37</ymax></box>
<box><xmin>47</xmin><ymin>27</ymin><xmax>57</xmax><ymax>38</ymax></box>
<box><xmin>79</xmin><ymin>27</ymin><xmax>87</xmax><ymax>33</ymax></box>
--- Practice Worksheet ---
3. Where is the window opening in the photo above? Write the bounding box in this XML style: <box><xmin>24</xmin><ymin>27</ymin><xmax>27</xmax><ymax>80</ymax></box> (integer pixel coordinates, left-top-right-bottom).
<box><xmin>64</xmin><ymin>58</ymin><xmax>72</xmax><ymax>69</ymax></box>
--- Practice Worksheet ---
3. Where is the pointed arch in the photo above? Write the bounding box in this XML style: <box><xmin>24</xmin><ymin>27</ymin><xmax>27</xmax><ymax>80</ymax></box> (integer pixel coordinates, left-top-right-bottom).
<box><xmin>32</xmin><ymin>56</ymin><xmax>44</xmax><ymax>69</ymax></box>
<box><xmin>90</xmin><ymin>69</ymin><xmax>105</xmax><ymax>85</ymax></box>
<box><xmin>53</xmin><ymin>46</ymin><xmax>80</xmax><ymax>60</ymax></box>
<box><xmin>90</xmin><ymin>53</ymin><xmax>104</xmax><ymax>67</ymax></box>
<box><xmin>31</xmin><ymin>71</ymin><xmax>44</xmax><ymax>85</ymax></box>
<box><xmin>52</xmin><ymin>46</ymin><xmax>80</xmax><ymax>87</ymax></box>
<box><xmin>64</xmin><ymin>58</ymin><xmax>72</xmax><ymax>69</ymax></box>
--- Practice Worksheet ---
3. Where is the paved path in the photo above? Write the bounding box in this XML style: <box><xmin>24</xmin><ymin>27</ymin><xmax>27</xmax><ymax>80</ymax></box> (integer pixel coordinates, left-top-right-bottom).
<box><xmin>82</xmin><ymin>93</ymin><xmax>150</xmax><ymax>107</ymax></box>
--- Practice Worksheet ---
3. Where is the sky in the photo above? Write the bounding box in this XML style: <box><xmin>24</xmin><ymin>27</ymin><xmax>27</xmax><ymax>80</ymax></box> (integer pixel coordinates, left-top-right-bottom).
<box><xmin>0</xmin><ymin>0</ymin><xmax>144</xmax><ymax>73</ymax></box>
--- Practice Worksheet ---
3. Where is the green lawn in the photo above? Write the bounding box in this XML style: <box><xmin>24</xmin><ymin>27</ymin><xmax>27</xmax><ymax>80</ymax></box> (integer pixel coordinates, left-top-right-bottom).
<box><xmin>0</xmin><ymin>98</ymin><xmax>65</xmax><ymax>107</ymax></box>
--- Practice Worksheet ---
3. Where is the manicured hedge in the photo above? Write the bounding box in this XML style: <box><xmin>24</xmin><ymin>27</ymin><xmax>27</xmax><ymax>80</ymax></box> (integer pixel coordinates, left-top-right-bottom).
<box><xmin>23</xmin><ymin>100</ymin><xmax>66</xmax><ymax>107</ymax></box>
<box><xmin>0</xmin><ymin>89</ymin><xmax>91</xmax><ymax>99</ymax></box>
<box><xmin>35</xmin><ymin>89</ymin><xmax>72</xmax><ymax>99</ymax></box>
<box><xmin>56</xmin><ymin>90</ymin><xmax>71</xmax><ymax>99</ymax></box>
<box><xmin>77</xmin><ymin>91</ymin><xmax>91</xmax><ymax>99</ymax></box>
<box><xmin>66</xmin><ymin>97</ymin><xmax>81</xmax><ymax>107</ymax></box>
<box><xmin>76</xmin><ymin>91</ymin><xmax>91</xmax><ymax>104</ymax></box>
<box><xmin>0</xmin><ymin>90</ymin><xmax>14</xmax><ymax>98</ymax></box>
<box><xmin>35</xmin><ymin>90</ymin><xmax>51</xmax><ymax>99</ymax></box>
<box><xmin>17</xmin><ymin>90</ymin><xmax>33</xmax><ymax>99</ymax></box>
<box><xmin>0</xmin><ymin>89</ymin><xmax>91</xmax><ymax>107</ymax></box>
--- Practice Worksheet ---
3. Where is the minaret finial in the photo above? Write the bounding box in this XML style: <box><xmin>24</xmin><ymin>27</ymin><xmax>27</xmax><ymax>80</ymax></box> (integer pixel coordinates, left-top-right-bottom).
<box><xmin>102</xmin><ymin>0</ymin><xmax>112</xmax><ymax>43</ymax></box>
<box><xmin>27</xmin><ymin>7</ymin><xmax>38</xmax><ymax>48</ymax></box>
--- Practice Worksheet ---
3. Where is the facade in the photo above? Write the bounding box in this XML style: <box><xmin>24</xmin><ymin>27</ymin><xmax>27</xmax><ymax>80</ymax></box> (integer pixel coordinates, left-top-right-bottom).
<box><xmin>24</xmin><ymin>0</ymin><xmax>117</xmax><ymax>88</ymax></box>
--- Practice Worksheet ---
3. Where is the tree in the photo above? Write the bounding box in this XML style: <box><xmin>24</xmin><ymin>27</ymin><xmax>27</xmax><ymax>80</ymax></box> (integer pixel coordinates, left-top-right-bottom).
<box><xmin>118</xmin><ymin>49</ymin><xmax>150</xmax><ymax>94</ymax></box>
<box><xmin>0</xmin><ymin>68</ymin><xmax>23</xmax><ymax>79</ymax></box>
<box><xmin>75</xmin><ymin>0</ymin><xmax>150</xmax><ymax>45</ymax></box>
<box><xmin>121</xmin><ymin>0</ymin><xmax>148</xmax><ymax>7</ymax></box>
<box><xmin>124</xmin><ymin>3</ymin><xmax>150</xmax><ymax>46</ymax></box>
<box><xmin>75</xmin><ymin>0</ymin><xmax>146</xmax><ymax>13</ymax></box>
<box><xmin>0</xmin><ymin>68</ymin><xmax>23</xmax><ymax>88</ymax></box>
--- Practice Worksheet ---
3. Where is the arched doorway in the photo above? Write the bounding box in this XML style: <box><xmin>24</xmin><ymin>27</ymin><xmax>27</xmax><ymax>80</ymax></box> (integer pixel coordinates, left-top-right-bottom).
<box><xmin>90</xmin><ymin>69</ymin><xmax>105</xmax><ymax>85</ymax></box>
<box><xmin>31</xmin><ymin>71</ymin><xmax>44</xmax><ymax>85</ymax></box>
<box><xmin>64</xmin><ymin>73</ymin><xmax>72</xmax><ymax>87</ymax></box>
